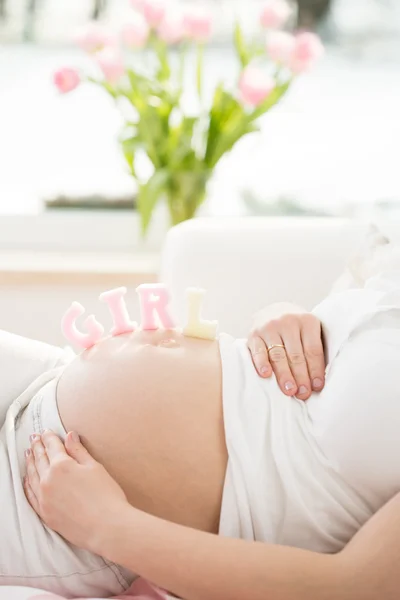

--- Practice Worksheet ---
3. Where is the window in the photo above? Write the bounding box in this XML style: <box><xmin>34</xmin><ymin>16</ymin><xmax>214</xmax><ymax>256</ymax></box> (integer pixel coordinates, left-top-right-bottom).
<box><xmin>0</xmin><ymin>0</ymin><xmax>399</xmax><ymax>230</ymax></box>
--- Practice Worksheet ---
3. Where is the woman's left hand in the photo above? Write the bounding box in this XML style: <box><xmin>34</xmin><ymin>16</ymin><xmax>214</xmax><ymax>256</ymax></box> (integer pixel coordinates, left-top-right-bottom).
<box><xmin>24</xmin><ymin>430</ymin><xmax>128</xmax><ymax>553</ymax></box>
<box><xmin>248</xmin><ymin>302</ymin><xmax>326</xmax><ymax>400</ymax></box>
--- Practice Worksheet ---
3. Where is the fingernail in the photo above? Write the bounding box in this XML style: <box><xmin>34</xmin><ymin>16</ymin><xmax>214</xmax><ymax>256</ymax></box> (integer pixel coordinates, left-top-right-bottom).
<box><xmin>298</xmin><ymin>385</ymin><xmax>308</xmax><ymax>395</ymax></box>
<box><xmin>260</xmin><ymin>366</ymin><xmax>269</xmax><ymax>376</ymax></box>
<box><xmin>313</xmin><ymin>378</ymin><xmax>323</xmax><ymax>389</ymax></box>
<box><xmin>70</xmin><ymin>431</ymin><xmax>80</xmax><ymax>443</ymax></box>
<box><xmin>24</xmin><ymin>449</ymin><xmax>31</xmax><ymax>458</ymax></box>
<box><xmin>42</xmin><ymin>429</ymin><xmax>53</xmax><ymax>437</ymax></box>
<box><xmin>284</xmin><ymin>381</ymin><xmax>295</xmax><ymax>391</ymax></box>
<box><xmin>30</xmin><ymin>434</ymin><xmax>39</xmax><ymax>443</ymax></box>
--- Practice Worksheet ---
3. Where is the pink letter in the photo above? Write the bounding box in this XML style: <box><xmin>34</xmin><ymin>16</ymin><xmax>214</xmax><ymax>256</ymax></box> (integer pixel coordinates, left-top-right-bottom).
<box><xmin>61</xmin><ymin>302</ymin><xmax>104</xmax><ymax>349</ymax></box>
<box><xmin>137</xmin><ymin>284</ymin><xmax>176</xmax><ymax>330</ymax></box>
<box><xmin>99</xmin><ymin>287</ymin><xmax>137</xmax><ymax>336</ymax></box>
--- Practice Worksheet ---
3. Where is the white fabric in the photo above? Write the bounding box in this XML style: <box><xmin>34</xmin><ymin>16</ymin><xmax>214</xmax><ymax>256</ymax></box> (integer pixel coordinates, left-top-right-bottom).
<box><xmin>161</xmin><ymin>217</ymin><xmax>368</xmax><ymax>338</ymax></box>
<box><xmin>219</xmin><ymin>271</ymin><xmax>400</xmax><ymax>552</ymax></box>
<box><xmin>0</xmin><ymin>587</ymin><xmax>54</xmax><ymax>600</ymax></box>
<box><xmin>330</xmin><ymin>223</ymin><xmax>396</xmax><ymax>292</ymax></box>
<box><xmin>0</xmin><ymin>332</ymin><xmax>132</xmax><ymax>597</ymax></box>
<box><xmin>0</xmin><ymin>330</ymin><xmax>75</xmax><ymax>428</ymax></box>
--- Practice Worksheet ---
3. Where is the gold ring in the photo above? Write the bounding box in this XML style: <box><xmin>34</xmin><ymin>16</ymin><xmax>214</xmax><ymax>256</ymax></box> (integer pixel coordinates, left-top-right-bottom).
<box><xmin>267</xmin><ymin>344</ymin><xmax>286</xmax><ymax>352</ymax></box>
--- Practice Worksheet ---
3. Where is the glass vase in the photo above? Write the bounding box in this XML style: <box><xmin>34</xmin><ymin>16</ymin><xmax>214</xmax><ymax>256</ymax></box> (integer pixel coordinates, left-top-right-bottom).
<box><xmin>165</xmin><ymin>170</ymin><xmax>211</xmax><ymax>227</ymax></box>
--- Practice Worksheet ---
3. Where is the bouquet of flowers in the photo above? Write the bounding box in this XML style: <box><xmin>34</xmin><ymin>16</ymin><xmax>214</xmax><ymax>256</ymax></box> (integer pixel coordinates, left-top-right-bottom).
<box><xmin>54</xmin><ymin>0</ymin><xmax>323</xmax><ymax>235</ymax></box>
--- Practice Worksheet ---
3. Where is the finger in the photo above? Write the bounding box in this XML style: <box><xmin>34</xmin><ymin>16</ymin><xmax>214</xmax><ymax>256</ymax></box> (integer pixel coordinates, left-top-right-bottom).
<box><xmin>65</xmin><ymin>432</ymin><xmax>96</xmax><ymax>466</ymax></box>
<box><xmin>282</xmin><ymin>329</ymin><xmax>312</xmax><ymax>400</ymax></box>
<box><xmin>23</xmin><ymin>476</ymin><xmax>41</xmax><ymax>515</ymax></box>
<box><xmin>265</xmin><ymin>333</ymin><xmax>297</xmax><ymax>396</ymax></box>
<box><xmin>248</xmin><ymin>334</ymin><xmax>272</xmax><ymax>378</ymax></box>
<box><xmin>25</xmin><ymin>448</ymin><xmax>40</xmax><ymax>495</ymax></box>
<box><xmin>300</xmin><ymin>317</ymin><xmax>326</xmax><ymax>391</ymax></box>
<box><xmin>30</xmin><ymin>433</ymin><xmax>49</xmax><ymax>478</ymax></box>
<box><xmin>41</xmin><ymin>429</ymin><xmax>68</xmax><ymax>462</ymax></box>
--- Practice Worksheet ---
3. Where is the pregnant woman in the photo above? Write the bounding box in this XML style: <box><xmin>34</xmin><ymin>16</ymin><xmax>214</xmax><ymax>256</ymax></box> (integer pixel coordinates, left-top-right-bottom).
<box><xmin>2</xmin><ymin>270</ymin><xmax>400</xmax><ymax>598</ymax></box>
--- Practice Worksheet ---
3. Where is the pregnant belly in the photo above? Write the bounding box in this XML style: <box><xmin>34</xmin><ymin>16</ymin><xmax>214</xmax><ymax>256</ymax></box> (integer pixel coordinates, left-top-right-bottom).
<box><xmin>56</xmin><ymin>329</ymin><xmax>227</xmax><ymax>534</ymax></box>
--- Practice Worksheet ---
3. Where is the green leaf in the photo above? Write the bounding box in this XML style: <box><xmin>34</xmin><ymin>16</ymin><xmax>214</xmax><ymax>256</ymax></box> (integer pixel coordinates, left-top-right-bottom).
<box><xmin>120</xmin><ymin>137</ymin><xmax>142</xmax><ymax>177</ymax></box>
<box><xmin>125</xmin><ymin>69</ymin><xmax>151</xmax><ymax>111</ymax></box>
<box><xmin>213</xmin><ymin>122</ymin><xmax>259</xmax><ymax>165</ymax></box>
<box><xmin>248</xmin><ymin>80</ymin><xmax>292</xmax><ymax>122</ymax></box>
<box><xmin>233</xmin><ymin>21</ymin><xmax>251</xmax><ymax>68</ymax></box>
<box><xmin>196</xmin><ymin>43</ymin><xmax>204</xmax><ymax>101</ymax></box>
<box><xmin>167</xmin><ymin>116</ymin><xmax>197</xmax><ymax>169</ymax></box>
<box><xmin>178</xmin><ymin>42</ymin><xmax>188</xmax><ymax>89</ymax></box>
<box><xmin>87</xmin><ymin>76</ymin><xmax>119</xmax><ymax>99</ymax></box>
<box><xmin>213</xmin><ymin>81</ymin><xmax>293</xmax><ymax>163</ymax></box>
<box><xmin>151</xmin><ymin>34</ymin><xmax>172</xmax><ymax>83</ymax></box>
<box><xmin>249</xmin><ymin>41</ymin><xmax>267</xmax><ymax>61</ymax></box>
<box><xmin>123</xmin><ymin>67</ymin><xmax>181</xmax><ymax>169</ymax></box>
<box><xmin>205</xmin><ymin>84</ymin><xmax>231</xmax><ymax>165</ymax></box>
<box><xmin>204</xmin><ymin>79</ymin><xmax>293</xmax><ymax>169</ymax></box>
<box><xmin>137</xmin><ymin>169</ymin><xmax>170</xmax><ymax>234</ymax></box>
<box><xmin>205</xmin><ymin>86</ymin><xmax>247</xmax><ymax>168</ymax></box>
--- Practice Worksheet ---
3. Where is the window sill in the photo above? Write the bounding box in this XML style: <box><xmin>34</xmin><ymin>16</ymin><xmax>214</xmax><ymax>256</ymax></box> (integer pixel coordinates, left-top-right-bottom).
<box><xmin>0</xmin><ymin>208</ymin><xmax>167</xmax><ymax>253</ymax></box>
<box><xmin>0</xmin><ymin>207</ymin><xmax>166</xmax><ymax>286</ymax></box>
<box><xmin>0</xmin><ymin>249</ymin><xmax>159</xmax><ymax>286</ymax></box>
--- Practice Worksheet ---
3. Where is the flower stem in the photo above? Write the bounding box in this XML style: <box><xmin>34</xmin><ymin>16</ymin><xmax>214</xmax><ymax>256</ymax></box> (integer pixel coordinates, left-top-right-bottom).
<box><xmin>196</xmin><ymin>43</ymin><xmax>204</xmax><ymax>105</ymax></box>
<box><xmin>179</xmin><ymin>42</ymin><xmax>188</xmax><ymax>90</ymax></box>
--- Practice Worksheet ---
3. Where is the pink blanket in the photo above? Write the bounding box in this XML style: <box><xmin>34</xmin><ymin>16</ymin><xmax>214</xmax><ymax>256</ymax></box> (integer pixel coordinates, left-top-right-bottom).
<box><xmin>28</xmin><ymin>578</ymin><xmax>174</xmax><ymax>600</ymax></box>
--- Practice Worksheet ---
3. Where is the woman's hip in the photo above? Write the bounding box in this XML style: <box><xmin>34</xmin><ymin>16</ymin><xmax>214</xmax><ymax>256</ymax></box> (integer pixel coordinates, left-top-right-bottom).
<box><xmin>0</xmin><ymin>376</ymin><xmax>132</xmax><ymax>598</ymax></box>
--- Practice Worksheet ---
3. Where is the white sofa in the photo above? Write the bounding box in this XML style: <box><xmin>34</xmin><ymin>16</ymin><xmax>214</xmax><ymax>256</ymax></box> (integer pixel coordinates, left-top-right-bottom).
<box><xmin>161</xmin><ymin>217</ymin><xmax>367</xmax><ymax>338</ymax></box>
<box><xmin>0</xmin><ymin>216</ymin><xmax>369</xmax><ymax>344</ymax></box>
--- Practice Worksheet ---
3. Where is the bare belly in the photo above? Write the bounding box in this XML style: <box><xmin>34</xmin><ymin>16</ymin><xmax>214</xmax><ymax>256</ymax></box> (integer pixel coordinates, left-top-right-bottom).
<box><xmin>57</xmin><ymin>329</ymin><xmax>227</xmax><ymax>534</ymax></box>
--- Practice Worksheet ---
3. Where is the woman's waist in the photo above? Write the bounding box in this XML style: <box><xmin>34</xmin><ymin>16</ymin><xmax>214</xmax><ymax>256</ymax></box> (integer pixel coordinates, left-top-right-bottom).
<box><xmin>57</xmin><ymin>329</ymin><xmax>228</xmax><ymax>534</ymax></box>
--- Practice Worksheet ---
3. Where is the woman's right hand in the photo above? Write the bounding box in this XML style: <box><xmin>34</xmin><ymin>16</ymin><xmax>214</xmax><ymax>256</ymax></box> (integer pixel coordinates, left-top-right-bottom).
<box><xmin>247</xmin><ymin>302</ymin><xmax>326</xmax><ymax>400</ymax></box>
<box><xmin>24</xmin><ymin>430</ymin><xmax>129</xmax><ymax>554</ymax></box>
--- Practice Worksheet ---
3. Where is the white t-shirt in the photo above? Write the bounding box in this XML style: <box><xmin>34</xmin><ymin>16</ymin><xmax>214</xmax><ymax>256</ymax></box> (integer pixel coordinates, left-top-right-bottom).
<box><xmin>219</xmin><ymin>271</ymin><xmax>400</xmax><ymax>552</ymax></box>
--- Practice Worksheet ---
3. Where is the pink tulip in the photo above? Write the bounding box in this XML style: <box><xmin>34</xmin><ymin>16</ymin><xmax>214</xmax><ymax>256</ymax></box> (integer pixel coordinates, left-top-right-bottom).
<box><xmin>74</xmin><ymin>22</ymin><xmax>115</xmax><ymax>54</ymax></box>
<box><xmin>96</xmin><ymin>48</ymin><xmax>125</xmax><ymax>84</ymax></box>
<box><xmin>121</xmin><ymin>17</ymin><xmax>150</xmax><ymax>48</ymax></box>
<box><xmin>184</xmin><ymin>6</ymin><xmax>212</xmax><ymax>43</ymax></box>
<box><xmin>289</xmin><ymin>32</ymin><xmax>324</xmax><ymax>73</ymax></box>
<box><xmin>239</xmin><ymin>66</ymin><xmax>275</xmax><ymax>107</ymax></box>
<box><xmin>157</xmin><ymin>16</ymin><xmax>185</xmax><ymax>45</ymax></box>
<box><xmin>141</xmin><ymin>0</ymin><xmax>166</xmax><ymax>28</ymax></box>
<box><xmin>260</xmin><ymin>0</ymin><xmax>292</xmax><ymax>29</ymax></box>
<box><xmin>266</xmin><ymin>31</ymin><xmax>295</xmax><ymax>64</ymax></box>
<box><xmin>53</xmin><ymin>67</ymin><xmax>81</xmax><ymax>94</ymax></box>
